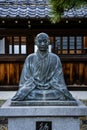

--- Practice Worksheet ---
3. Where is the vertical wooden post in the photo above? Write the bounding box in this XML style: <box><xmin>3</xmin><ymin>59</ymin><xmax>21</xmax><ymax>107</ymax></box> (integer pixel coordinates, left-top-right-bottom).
<box><xmin>12</xmin><ymin>36</ymin><xmax>14</xmax><ymax>54</ymax></box>
<box><xmin>74</xmin><ymin>37</ymin><xmax>77</xmax><ymax>54</ymax></box>
<box><xmin>26</xmin><ymin>34</ymin><xmax>34</xmax><ymax>55</ymax></box>
<box><xmin>19</xmin><ymin>36</ymin><xmax>21</xmax><ymax>54</ymax></box>
<box><xmin>5</xmin><ymin>36</ymin><xmax>9</xmax><ymax>54</ymax></box>
<box><xmin>67</xmin><ymin>36</ymin><xmax>70</xmax><ymax>54</ymax></box>
<box><xmin>60</xmin><ymin>37</ymin><xmax>62</xmax><ymax>54</ymax></box>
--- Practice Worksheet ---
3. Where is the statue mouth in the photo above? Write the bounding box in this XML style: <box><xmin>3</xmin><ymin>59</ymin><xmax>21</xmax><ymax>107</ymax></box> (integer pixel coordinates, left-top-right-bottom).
<box><xmin>39</xmin><ymin>47</ymin><xmax>48</xmax><ymax>51</ymax></box>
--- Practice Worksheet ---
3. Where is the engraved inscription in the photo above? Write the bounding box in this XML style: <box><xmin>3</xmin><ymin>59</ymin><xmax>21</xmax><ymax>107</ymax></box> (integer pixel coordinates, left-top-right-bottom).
<box><xmin>36</xmin><ymin>121</ymin><xmax>52</xmax><ymax>130</ymax></box>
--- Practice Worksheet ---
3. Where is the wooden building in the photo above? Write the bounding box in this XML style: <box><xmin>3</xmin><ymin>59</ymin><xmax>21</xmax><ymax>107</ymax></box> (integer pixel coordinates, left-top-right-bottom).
<box><xmin>0</xmin><ymin>0</ymin><xmax>87</xmax><ymax>91</ymax></box>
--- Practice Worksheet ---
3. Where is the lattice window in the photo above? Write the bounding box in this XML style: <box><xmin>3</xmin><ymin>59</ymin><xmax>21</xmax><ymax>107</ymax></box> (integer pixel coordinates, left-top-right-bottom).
<box><xmin>0</xmin><ymin>36</ymin><xmax>27</xmax><ymax>54</ymax></box>
<box><xmin>54</xmin><ymin>36</ymin><xmax>86</xmax><ymax>54</ymax></box>
<box><xmin>8</xmin><ymin>36</ymin><xmax>27</xmax><ymax>54</ymax></box>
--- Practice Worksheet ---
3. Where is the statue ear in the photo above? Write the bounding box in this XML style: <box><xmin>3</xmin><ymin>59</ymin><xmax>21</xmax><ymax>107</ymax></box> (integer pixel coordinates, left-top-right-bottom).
<box><xmin>48</xmin><ymin>39</ymin><xmax>50</xmax><ymax>44</ymax></box>
<box><xmin>35</xmin><ymin>39</ymin><xmax>38</xmax><ymax>46</ymax></box>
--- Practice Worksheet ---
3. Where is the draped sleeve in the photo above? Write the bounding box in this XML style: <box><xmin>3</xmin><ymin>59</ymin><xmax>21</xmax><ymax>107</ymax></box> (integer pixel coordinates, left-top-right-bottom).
<box><xmin>19</xmin><ymin>55</ymin><xmax>35</xmax><ymax>90</ymax></box>
<box><xmin>11</xmin><ymin>55</ymin><xmax>36</xmax><ymax>101</ymax></box>
<box><xmin>49</xmin><ymin>55</ymin><xmax>67</xmax><ymax>90</ymax></box>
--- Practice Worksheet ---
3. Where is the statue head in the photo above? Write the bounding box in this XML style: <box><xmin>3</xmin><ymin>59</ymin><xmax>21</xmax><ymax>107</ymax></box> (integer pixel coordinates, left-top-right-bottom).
<box><xmin>35</xmin><ymin>32</ymin><xmax>50</xmax><ymax>51</ymax></box>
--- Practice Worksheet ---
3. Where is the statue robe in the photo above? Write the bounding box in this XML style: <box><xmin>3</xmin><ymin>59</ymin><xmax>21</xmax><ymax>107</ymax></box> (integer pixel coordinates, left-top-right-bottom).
<box><xmin>12</xmin><ymin>51</ymin><xmax>74</xmax><ymax>101</ymax></box>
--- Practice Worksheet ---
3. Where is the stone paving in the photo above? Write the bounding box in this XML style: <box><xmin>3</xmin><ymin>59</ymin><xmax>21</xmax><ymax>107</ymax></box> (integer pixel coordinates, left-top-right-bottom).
<box><xmin>0</xmin><ymin>100</ymin><xmax>87</xmax><ymax>130</ymax></box>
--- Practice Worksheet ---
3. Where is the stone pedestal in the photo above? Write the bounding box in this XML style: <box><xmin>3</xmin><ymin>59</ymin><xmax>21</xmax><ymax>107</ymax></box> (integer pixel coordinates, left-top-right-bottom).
<box><xmin>0</xmin><ymin>99</ymin><xmax>87</xmax><ymax>130</ymax></box>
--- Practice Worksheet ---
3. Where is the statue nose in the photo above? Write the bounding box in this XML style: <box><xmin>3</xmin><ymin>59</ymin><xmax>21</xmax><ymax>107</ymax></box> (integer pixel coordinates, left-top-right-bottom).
<box><xmin>41</xmin><ymin>42</ymin><xmax>45</xmax><ymax>46</ymax></box>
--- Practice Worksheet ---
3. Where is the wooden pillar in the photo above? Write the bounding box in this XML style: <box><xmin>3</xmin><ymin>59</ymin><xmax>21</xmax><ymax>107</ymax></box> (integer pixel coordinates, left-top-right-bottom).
<box><xmin>26</xmin><ymin>34</ymin><xmax>34</xmax><ymax>55</ymax></box>
<box><xmin>5</xmin><ymin>37</ymin><xmax>9</xmax><ymax>54</ymax></box>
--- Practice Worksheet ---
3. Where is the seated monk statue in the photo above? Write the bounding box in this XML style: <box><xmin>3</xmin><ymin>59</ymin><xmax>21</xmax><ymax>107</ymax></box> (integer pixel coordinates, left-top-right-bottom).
<box><xmin>12</xmin><ymin>32</ymin><xmax>75</xmax><ymax>101</ymax></box>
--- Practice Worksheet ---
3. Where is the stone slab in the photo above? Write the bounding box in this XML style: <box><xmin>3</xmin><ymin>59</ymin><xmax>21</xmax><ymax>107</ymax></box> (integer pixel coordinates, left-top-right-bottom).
<box><xmin>0</xmin><ymin>99</ymin><xmax>87</xmax><ymax>130</ymax></box>
<box><xmin>11</xmin><ymin>100</ymin><xmax>78</xmax><ymax>106</ymax></box>
<box><xmin>0</xmin><ymin>99</ymin><xmax>87</xmax><ymax>117</ymax></box>
<box><xmin>8</xmin><ymin>117</ymin><xmax>80</xmax><ymax>130</ymax></box>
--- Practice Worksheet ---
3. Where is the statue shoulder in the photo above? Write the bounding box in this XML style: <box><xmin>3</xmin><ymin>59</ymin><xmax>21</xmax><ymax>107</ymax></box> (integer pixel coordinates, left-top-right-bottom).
<box><xmin>49</xmin><ymin>52</ymin><xmax>60</xmax><ymax>61</ymax></box>
<box><xmin>49</xmin><ymin>53</ymin><xmax>61</xmax><ymax>66</ymax></box>
<box><xmin>25</xmin><ymin>53</ymin><xmax>36</xmax><ymax>62</ymax></box>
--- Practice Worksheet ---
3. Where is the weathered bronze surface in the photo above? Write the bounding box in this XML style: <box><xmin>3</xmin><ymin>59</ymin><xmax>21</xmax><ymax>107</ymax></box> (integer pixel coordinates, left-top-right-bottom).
<box><xmin>11</xmin><ymin>32</ymin><xmax>75</xmax><ymax>103</ymax></box>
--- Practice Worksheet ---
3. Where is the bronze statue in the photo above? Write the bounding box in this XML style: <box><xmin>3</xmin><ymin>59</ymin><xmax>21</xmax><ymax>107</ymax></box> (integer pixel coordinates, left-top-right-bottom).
<box><xmin>12</xmin><ymin>32</ymin><xmax>75</xmax><ymax>101</ymax></box>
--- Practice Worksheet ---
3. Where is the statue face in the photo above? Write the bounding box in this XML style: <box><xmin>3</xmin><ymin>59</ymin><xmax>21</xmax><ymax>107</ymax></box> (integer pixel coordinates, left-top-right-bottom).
<box><xmin>37</xmin><ymin>37</ymin><xmax>49</xmax><ymax>51</ymax></box>
<box><xmin>36</xmin><ymin>33</ymin><xmax>49</xmax><ymax>51</ymax></box>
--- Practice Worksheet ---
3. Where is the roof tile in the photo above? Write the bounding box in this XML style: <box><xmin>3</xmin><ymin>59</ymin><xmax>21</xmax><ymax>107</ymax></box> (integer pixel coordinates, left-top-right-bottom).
<box><xmin>0</xmin><ymin>0</ymin><xmax>86</xmax><ymax>18</ymax></box>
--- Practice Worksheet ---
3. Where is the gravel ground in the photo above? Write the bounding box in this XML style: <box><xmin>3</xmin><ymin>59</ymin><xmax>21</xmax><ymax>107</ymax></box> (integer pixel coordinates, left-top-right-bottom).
<box><xmin>0</xmin><ymin>100</ymin><xmax>87</xmax><ymax>130</ymax></box>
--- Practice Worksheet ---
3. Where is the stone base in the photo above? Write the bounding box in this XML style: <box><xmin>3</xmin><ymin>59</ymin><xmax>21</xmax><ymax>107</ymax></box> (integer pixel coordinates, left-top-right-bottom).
<box><xmin>11</xmin><ymin>100</ymin><xmax>78</xmax><ymax>106</ymax></box>
<box><xmin>0</xmin><ymin>99</ymin><xmax>87</xmax><ymax>130</ymax></box>
<box><xmin>8</xmin><ymin>117</ymin><xmax>80</xmax><ymax>130</ymax></box>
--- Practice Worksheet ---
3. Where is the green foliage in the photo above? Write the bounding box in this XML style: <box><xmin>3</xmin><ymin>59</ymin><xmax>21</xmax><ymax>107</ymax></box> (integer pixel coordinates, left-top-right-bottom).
<box><xmin>49</xmin><ymin>0</ymin><xmax>87</xmax><ymax>23</ymax></box>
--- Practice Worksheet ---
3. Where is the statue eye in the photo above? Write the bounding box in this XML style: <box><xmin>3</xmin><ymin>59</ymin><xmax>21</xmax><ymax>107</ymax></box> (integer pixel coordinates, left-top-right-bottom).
<box><xmin>43</xmin><ymin>39</ymin><xmax>47</xmax><ymax>43</ymax></box>
<box><xmin>38</xmin><ymin>39</ymin><xmax>42</xmax><ymax>43</ymax></box>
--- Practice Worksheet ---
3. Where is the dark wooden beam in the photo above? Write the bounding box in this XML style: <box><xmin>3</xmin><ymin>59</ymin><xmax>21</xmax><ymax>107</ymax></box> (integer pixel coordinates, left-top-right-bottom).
<box><xmin>0</xmin><ymin>54</ymin><xmax>87</xmax><ymax>62</ymax></box>
<box><xmin>0</xmin><ymin>85</ymin><xmax>87</xmax><ymax>91</ymax></box>
<box><xmin>0</xmin><ymin>55</ymin><xmax>26</xmax><ymax>62</ymax></box>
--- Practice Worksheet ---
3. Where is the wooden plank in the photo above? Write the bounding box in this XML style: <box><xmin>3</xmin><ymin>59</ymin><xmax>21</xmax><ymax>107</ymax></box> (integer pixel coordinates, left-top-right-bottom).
<box><xmin>84</xmin><ymin>64</ymin><xmax>87</xmax><ymax>85</ymax></box>
<box><xmin>67</xmin><ymin>36</ymin><xmax>70</xmax><ymax>54</ymax></box>
<box><xmin>0</xmin><ymin>64</ymin><xmax>5</xmax><ymax>85</ymax></box>
<box><xmin>70</xmin><ymin>64</ymin><xmax>73</xmax><ymax>84</ymax></box>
